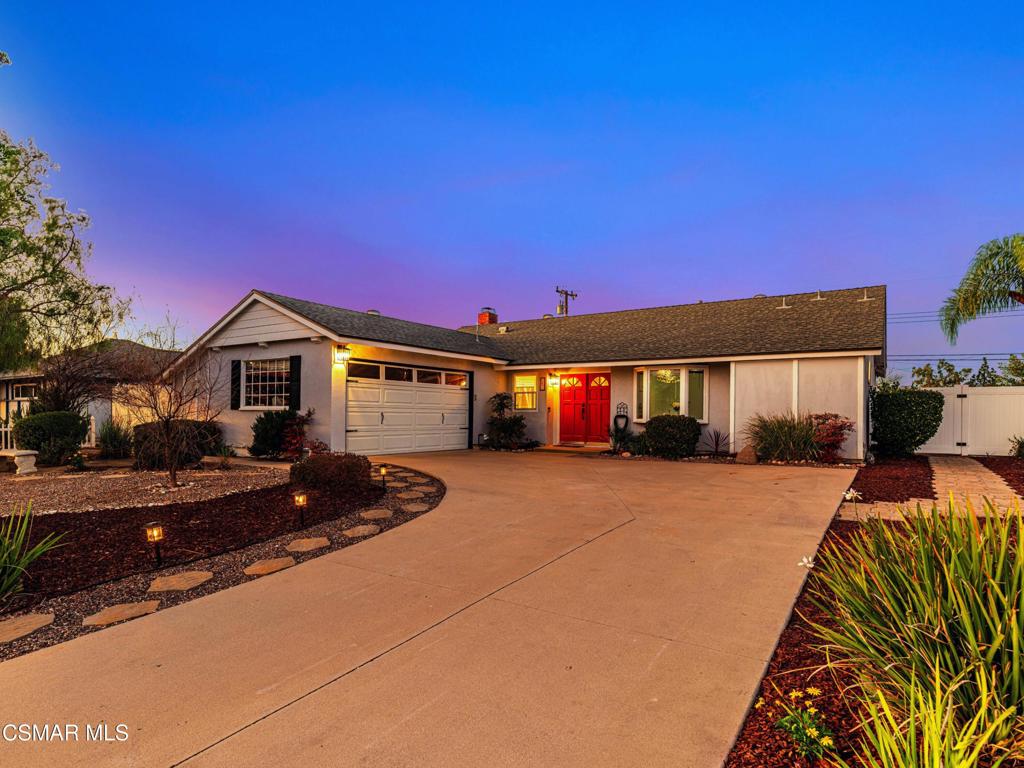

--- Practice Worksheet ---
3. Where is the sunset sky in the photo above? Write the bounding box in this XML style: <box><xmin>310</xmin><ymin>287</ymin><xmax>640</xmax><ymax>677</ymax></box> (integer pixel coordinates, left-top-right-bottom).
<box><xmin>2</xmin><ymin>2</ymin><xmax>1022</xmax><ymax>376</ymax></box>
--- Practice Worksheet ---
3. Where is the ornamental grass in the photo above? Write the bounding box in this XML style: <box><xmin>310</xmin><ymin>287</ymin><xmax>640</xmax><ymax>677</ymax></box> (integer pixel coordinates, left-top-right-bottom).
<box><xmin>811</xmin><ymin>497</ymin><xmax>1024</xmax><ymax>763</ymax></box>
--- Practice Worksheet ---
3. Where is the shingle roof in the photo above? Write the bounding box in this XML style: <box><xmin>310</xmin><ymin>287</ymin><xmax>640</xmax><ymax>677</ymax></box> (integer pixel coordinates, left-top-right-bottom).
<box><xmin>461</xmin><ymin>286</ymin><xmax>887</xmax><ymax>366</ymax></box>
<box><xmin>261</xmin><ymin>286</ymin><xmax>885</xmax><ymax>367</ymax></box>
<box><xmin>259</xmin><ymin>292</ymin><xmax>510</xmax><ymax>360</ymax></box>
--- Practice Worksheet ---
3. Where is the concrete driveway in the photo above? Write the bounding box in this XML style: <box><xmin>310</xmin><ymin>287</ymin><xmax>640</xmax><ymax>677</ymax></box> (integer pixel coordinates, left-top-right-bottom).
<box><xmin>0</xmin><ymin>452</ymin><xmax>852</xmax><ymax>767</ymax></box>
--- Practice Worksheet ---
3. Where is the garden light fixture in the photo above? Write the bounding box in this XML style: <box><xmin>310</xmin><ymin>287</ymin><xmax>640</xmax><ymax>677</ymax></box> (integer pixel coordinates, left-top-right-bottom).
<box><xmin>293</xmin><ymin>491</ymin><xmax>308</xmax><ymax>527</ymax></box>
<box><xmin>380</xmin><ymin>466</ymin><xmax>387</xmax><ymax>489</ymax></box>
<box><xmin>144</xmin><ymin>522</ymin><xmax>164</xmax><ymax>567</ymax></box>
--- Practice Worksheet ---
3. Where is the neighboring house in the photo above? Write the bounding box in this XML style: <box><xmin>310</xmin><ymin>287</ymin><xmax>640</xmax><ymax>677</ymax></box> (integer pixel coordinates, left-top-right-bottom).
<box><xmin>175</xmin><ymin>286</ymin><xmax>886</xmax><ymax>459</ymax></box>
<box><xmin>0</xmin><ymin>340</ymin><xmax>179</xmax><ymax>449</ymax></box>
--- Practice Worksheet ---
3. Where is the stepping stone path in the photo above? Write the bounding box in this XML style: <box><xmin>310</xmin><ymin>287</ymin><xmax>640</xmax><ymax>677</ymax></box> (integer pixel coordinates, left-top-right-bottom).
<box><xmin>148</xmin><ymin>570</ymin><xmax>213</xmax><ymax>593</ymax></box>
<box><xmin>83</xmin><ymin>601</ymin><xmax>160</xmax><ymax>627</ymax></box>
<box><xmin>244</xmin><ymin>556</ymin><xmax>296</xmax><ymax>576</ymax></box>
<box><xmin>385</xmin><ymin>480</ymin><xmax>409</xmax><ymax>488</ymax></box>
<box><xmin>406</xmin><ymin>476</ymin><xmax>428</xmax><ymax>483</ymax></box>
<box><xmin>402</xmin><ymin>503</ymin><xmax>429</xmax><ymax>513</ymax></box>
<box><xmin>413</xmin><ymin>485</ymin><xmax>438</xmax><ymax>493</ymax></box>
<box><xmin>343</xmin><ymin>524</ymin><xmax>380</xmax><ymax>538</ymax></box>
<box><xmin>286</xmin><ymin>537</ymin><xmax>330</xmax><ymax>553</ymax></box>
<box><xmin>360</xmin><ymin>508</ymin><xmax>393</xmax><ymax>520</ymax></box>
<box><xmin>396</xmin><ymin>491</ymin><xmax>424</xmax><ymax>500</ymax></box>
<box><xmin>0</xmin><ymin>613</ymin><xmax>54</xmax><ymax>643</ymax></box>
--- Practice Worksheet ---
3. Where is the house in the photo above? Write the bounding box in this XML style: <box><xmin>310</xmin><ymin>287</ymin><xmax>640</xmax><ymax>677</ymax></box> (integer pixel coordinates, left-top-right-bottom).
<box><xmin>0</xmin><ymin>340</ymin><xmax>179</xmax><ymax>448</ymax></box>
<box><xmin>175</xmin><ymin>286</ymin><xmax>886</xmax><ymax>459</ymax></box>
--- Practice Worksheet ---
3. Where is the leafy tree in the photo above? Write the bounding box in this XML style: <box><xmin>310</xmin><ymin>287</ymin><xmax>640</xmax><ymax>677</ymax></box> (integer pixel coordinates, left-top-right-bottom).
<box><xmin>940</xmin><ymin>234</ymin><xmax>1024</xmax><ymax>342</ymax></box>
<box><xmin>911</xmin><ymin>360</ymin><xmax>972</xmax><ymax>388</ymax></box>
<box><xmin>968</xmin><ymin>357</ymin><xmax>1001</xmax><ymax>387</ymax></box>
<box><xmin>0</xmin><ymin>130</ymin><xmax>130</xmax><ymax>368</ymax></box>
<box><xmin>0</xmin><ymin>51</ymin><xmax>10</xmax><ymax>67</ymax></box>
<box><xmin>1000</xmin><ymin>354</ymin><xmax>1024</xmax><ymax>387</ymax></box>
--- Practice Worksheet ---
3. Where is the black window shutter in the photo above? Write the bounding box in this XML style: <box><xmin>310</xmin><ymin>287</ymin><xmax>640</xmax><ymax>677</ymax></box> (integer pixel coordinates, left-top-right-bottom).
<box><xmin>289</xmin><ymin>355</ymin><xmax>302</xmax><ymax>410</ymax></box>
<box><xmin>230</xmin><ymin>360</ymin><xmax>241</xmax><ymax>410</ymax></box>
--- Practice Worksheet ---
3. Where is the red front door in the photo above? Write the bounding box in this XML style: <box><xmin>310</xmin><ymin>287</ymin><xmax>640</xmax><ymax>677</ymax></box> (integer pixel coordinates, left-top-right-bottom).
<box><xmin>585</xmin><ymin>374</ymin><xmax>611</xmax><ymax>442</ymax></box>
<box><xmin>559</xmin><ymin>373</ymin><xmax>610</xmax><ymax>443</ymax></box>
<box><xmin>559</xmin><ymin>375</ymin><xmax>586</xmax><ymax>442</ymax></box>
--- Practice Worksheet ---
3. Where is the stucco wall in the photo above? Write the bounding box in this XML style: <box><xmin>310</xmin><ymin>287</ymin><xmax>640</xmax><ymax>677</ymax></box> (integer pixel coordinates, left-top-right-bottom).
<box><xmin>797</xmin><ymin>357</ymin><xmax>861</xmax><ymax>456</ymax></box>
<box><xmin>733</xmin><ymin>359</ymin><xmax>794</xmax><ymax>452</ymax></box>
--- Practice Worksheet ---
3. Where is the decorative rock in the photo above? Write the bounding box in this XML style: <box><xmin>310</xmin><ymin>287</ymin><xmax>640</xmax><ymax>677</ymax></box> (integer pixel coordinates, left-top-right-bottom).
<box><xmin>342</xmin><ymin>524</ymin><xmax>380</xmax><ymax>538</ymax></box>
<box><xmin>83</xmin><ymin>601</ymin><xmax>159</xmax><ymax>627</ymax></box>
<box><xmin>286</xmin><ymin>537</ymin><xmax>330</xmax><ymax>553</ymax></box>
<box><xmin>148</xmin><ymin>570</ymin><xmax>213</xmax><ymax>593</ymax></box>
<box><xmin>401</xmin><ymin>503</ymin><xmax>429</xmax><ymax>513</ymax></box>
<box><xmin>395</xmin><ymin>491</ymin><xmax>424</xmax><ymax>499</ymax></box>
<box><xmin>360</xmin><ymin>508</ymin><xmax>393</xmax><ymax>520</ymax></box>
<box><xmin>735</xmin><ymin>445</ymin><xmax>758</xmax><ymax>465</ymax></box>
<box><xmin>243</xmin><ymin>556</ymin><xmax>296</xmax><ymax>576</ymax></box>
<box><xmin>0</xmin><ymin>613</ymin><xmax>54</xmax><ymax>643</ymax></box>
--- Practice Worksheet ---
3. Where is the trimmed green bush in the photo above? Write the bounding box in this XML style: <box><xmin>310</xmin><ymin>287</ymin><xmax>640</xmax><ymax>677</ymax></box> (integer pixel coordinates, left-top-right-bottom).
<box><xmin>485</xmin><ymin>392</ymin><xmax>534</xmax><ymax>450</ymax></box>
<box><xmin>289</xmin><ymin>452</ymin><xmax>371</xmax><ymax>494</ymax></box>
<box><xmin>11</xmin><ymin>411</ymin><xmax>89</xmax><ymax>466</ymax></box>
<box><xmin>812</xmin><ymin>499</ymin><xmax>1024</xmax><ymax>758</ymax></box>
<box><xmin>869</xmin><ymin>385</ymin><xmax>944</xmax><ymax>457</ymax></box>
<box><xmin>249</xmin><ymin>409</ymin><xmax>295</xmax><ymax>458</ymax></box>
<box><xmin>1010</xmin><ymin>434</ymin><xmax>1024</xmax><ymax>459</ymax></box>
<box><xmin>132</xmin><ymin>420</ymin><xmax>222</xmax><ymax>470</ymax></box>
<box><xmin>745</xmin><ymin>412</ymin><xmax>819</xmax><ymax>462</ymax></box>
<box><xmin>643</xmin><ymin>415</ymin><xmax>701</xmax><ymax>459</ymax></box>
<box><xmin>97</xmin><ymin>418</ymin><xmax>133</xmax><ymax>459</ymax></box>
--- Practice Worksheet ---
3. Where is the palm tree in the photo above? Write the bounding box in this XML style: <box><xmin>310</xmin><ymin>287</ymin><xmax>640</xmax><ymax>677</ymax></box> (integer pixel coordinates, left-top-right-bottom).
<box><xmin>940</xmin><ymin>234</ymin><xmax>1024</xmax><ymax>342</ymax></box>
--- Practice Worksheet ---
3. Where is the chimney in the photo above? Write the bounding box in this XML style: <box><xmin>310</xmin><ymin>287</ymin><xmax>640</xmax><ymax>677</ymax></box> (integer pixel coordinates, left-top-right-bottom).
<box><xmin>477</xmin><ymin>306</ymin><xmax>498</xmax><ymax>325</ymax></box>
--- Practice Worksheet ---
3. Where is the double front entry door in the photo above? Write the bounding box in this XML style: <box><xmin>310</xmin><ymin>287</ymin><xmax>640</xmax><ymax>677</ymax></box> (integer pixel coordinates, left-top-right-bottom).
<box><xmin>559</xmin><ymin>373</ymin><xmax>611</xmax><ymax>443</ymax></box>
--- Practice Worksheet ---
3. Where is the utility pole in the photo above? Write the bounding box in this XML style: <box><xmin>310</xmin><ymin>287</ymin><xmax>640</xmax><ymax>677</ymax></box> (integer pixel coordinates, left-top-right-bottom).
<box><xmin>555</xmin><ymin>286</ymin><xmax>578</xmax><ymax>316</ymax></box>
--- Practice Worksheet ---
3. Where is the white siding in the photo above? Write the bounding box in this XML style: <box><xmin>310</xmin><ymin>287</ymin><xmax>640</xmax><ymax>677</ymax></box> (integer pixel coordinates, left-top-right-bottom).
<box><xmin>212</xmin><ymin>302</ymin><xmax>313</xmax><ymax>347</ymax></box>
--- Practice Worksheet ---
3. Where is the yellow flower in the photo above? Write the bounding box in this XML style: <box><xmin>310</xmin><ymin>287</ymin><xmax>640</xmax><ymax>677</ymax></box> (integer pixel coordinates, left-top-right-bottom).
<box><xmin>806</xmin><ymin>706</ymin><xmax>818</xmax><ymax>714</ymax></box>
<box><xmin>821</xmin><ymin>736</ymin><xmax>834</xmax><ymax>748</ymax></box>
<box><xmin>788</xmin><ymin>690</ymin><xmax>804</xmax><ymax>700</ymax></box>
<box><xmin>806</xmin><ymin>686</ymin><xmax>822</xmax><ymax>696</ymax></box>
<box><xmin>754</xmin><ymin>697</ymin><xmax>765</xmax><ymax>710</ymax></box>
<box><xmin>807</xmin><ymin>727</ymin><xmax>819</xmax><ymax>739</ymax></box>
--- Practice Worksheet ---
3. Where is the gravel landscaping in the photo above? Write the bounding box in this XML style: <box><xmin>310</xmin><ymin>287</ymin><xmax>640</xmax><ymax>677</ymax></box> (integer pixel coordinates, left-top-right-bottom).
<box><xmin>976</xmin><ymin>456</ymin><xmax>1024</xmax><ymax>497</ymax></box>
<box><xmin>849</xmin><ymin>456</ymin><xmax>934</xmax><ymax>502</ymax></box>
<box><xmin>0</xmin><ymin>464</ymin><xmax>445</xmax><ymax>662</ymax></box>
<box><xmin>0</xmin><ymin>465</ymin><xmax>288</xmax><ymax>513</ymax></box>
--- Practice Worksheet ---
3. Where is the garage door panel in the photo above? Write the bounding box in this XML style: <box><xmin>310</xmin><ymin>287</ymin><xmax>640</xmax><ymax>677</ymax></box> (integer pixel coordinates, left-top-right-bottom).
<box><xmin>416</xmin><ymin>390</ymin><xmax>443</xmax><ymax>406</ymax></box>
<box><xmin>348</xmin><ymin>411</ymin><xmax>386</xmax><ymax>428</ymax></box>
<box><xmin>382</xmin><ymin>388</ymin><xmax>416</xmax><ymax>406</ymax></box>
<box><xmin>346</xmin><ymin>433</ymin><xmax>383</xmax><ymax>453</ymax></box>
<box><xmin>443</xmin><ymin>391</ymin><xmax>468</xmax><ymax>407</ymax></box>
<box><xmin>443</xmin><ymin>411</ymin><xmax>468</xmax><ymax>427</ymax></box>
<box><xmin>347</xmin><ymin>384</ymin><xmax>382</xmax><ymax>404</ymax></box>
<box><xmin>416</xmin><ymin>412</ymin><xmax>443</xmax><ymax>427</ymax></box>
<box><xmin>414</xmin><ymin>432</ymin><xmax>445</xmax><ymax>450</ymax></box>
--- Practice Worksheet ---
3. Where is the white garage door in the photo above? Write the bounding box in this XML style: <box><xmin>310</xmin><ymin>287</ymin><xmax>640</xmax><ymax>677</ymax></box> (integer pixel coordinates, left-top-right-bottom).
<box><xmin>345</xmin><ymin>361</ymin><xmax>470</xmax><ymax>455</ymax></box>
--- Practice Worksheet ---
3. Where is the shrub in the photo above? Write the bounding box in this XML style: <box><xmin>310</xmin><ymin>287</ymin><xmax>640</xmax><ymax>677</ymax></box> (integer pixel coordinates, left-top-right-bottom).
<box><xmin>744</xmin><ymin>412</ymin><xmax>818</xmax><ymax>462</ymax></box>
<box><xmin>485</xmin><ymin>392</ymin><xmax>531</xmax><ymax>450</ymax></box>
<box><xmin>249</xmin><ymin>409</ymin><xmax>295</xmax><ymax>458</ymax></box>
<box><xmin>643</xmin><ymin>415</ymin><xmax>701</xmax><ymax>459</ymax></box>
<box><xmin>11</xmin><ymin>411</ymin><xmax>89</xmax><ymax>466</ymax></box>
<box><xmin>869</xmin><ymin>385</ymin><xmax>943</xmax><ymax>457</ymax></box>
<box><xmin>1</xmin><ymin>504</ymin><xmax>63</xmax><ymax>606</ymax></box>
<box><xmin>132</xmin><ymin>419</ymin><xmax>222</xmax><ymax>470</ymax></box>
<box><xmin>698</xmin><ymin>428</ymin><xmax>730</xmax><ymax>457</ymax></box>
<box><xmin>280</xmin><ymin>409</ymin><xmax>316</xmax><ymax>459</ymax></box>
<box><xmin>1010</xmin><ymin>434</ymin><xmax>1024</xmax><ymax>459</ymax></box>
<box><xmin>810</xmin><ymin>413</ymin><xmax>855</xmax><ymax>463</ymax></box>
<box><xmin>289</xmin><ymin>452</ymin><xmax>371</xmax><ymax>494</ymax></box>
<box><xmin>623</xmin><ymin>431</ymin><xmax>649</xmax><ymax>456</ymax></box>
<box><xmin>97</xmin><ymin>418</ymin><xmax>133</xmax><ymax>459</ymax></box>
<box><xmin>812</xmin><ymin>499</ymin><xmax>1024</xmax><ymax>756</ymax></box>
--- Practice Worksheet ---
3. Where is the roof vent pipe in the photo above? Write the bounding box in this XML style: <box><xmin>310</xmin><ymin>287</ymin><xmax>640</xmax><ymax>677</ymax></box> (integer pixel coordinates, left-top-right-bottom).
<box><xmin>366</xmin><ymin>309</ymin><xmax>381</xmax><ymax>316</ymax></box>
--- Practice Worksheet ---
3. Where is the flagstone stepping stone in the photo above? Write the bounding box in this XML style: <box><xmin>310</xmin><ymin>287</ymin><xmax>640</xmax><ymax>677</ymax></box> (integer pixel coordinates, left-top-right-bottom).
<box><xmin>413</xmin><ymin>485</ymin><xmax>438</xmax><ymax>492</ymax></box>
<box><xmin>83</xmin><ymin>601</ymin><xmax>159</xmax><ymax>627</ymax></box>
<box><xmin>402</xmin><ymin>503</ymin><xmax>429</xmax><ymax>513</ymax></box>
<box><xmin>360</xmin><ymin>508</ymin><xmax>393</xmax><ymax>520</ymax></box>
<box><xmin>342</xmin><ymin>524</ymin><xmax>380</xmax><ymax>538</ymax></box>
<box><xmin>244</xmin><ymin>556</ymin><xmax>295</xmax><ymax>576</ymax></box>
<box><xmin>396</xmin><ymin>491</ymin><xmax>424</xmax><ymax>499</ymax></box>
<box><xmin>406</xmin><ymin>476</ymin><xmax>428</xmax><ymax>483</ymax></box>
<box><xmin>148</xmin><ymin>570</ymin><xmax>213</xmax><ymax>593</ymax></box>
<box><xmin>0</xmin><ymin>613</ymin><xmax>54</xmax><ymax>643</ymax></box>
<box><xmin>286</xmin><ymin>537</ymin><xmax>330</xmax><ymax>553</ymax></box>
<box><xmin>384</xmin><ymin>480</ymin><xmax>409</xmax><ymax>488</ymax></box>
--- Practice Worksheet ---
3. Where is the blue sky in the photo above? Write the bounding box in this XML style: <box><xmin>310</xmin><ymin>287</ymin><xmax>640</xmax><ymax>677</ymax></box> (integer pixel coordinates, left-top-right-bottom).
<box><xmin>1</xmin><ymin>2</ymin><xmax>1022</xmax><ymax>375</ymax></box>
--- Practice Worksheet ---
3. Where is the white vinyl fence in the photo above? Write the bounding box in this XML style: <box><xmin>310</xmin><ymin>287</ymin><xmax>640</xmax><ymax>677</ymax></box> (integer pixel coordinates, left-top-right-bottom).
<box><xmin>919</xmin><ymin>386</ymin><xmax>1024</xmax><ymax>456</ymax></box>
<box><xmin>0</xmin><ymin>415</ymin><xmax>96</xmax><ymax>452</ymax></box>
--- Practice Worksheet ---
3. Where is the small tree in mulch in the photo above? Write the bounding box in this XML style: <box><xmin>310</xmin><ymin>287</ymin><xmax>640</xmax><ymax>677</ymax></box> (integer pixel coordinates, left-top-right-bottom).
<box><xmin>810</xmin><ymin>413</ymin><xmax>855</xmax><ymax>463</ymax></box>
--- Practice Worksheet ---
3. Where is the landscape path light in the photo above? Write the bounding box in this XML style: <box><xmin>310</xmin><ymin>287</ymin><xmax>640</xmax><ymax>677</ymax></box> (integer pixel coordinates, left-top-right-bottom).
<box><xmin>144</xmin><ymin>522</ymin><xmax>165</xmax><ymax>567</ymax></box>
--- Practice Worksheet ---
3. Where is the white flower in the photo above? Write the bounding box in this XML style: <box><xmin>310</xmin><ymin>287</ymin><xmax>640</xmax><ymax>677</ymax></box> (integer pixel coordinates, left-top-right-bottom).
<box><xmin>844</xmin><ymin>488</ymin><xmax>862</xmax><ymax>502</ymax></box>
<box><xmin>798</xmin><ymin>556</ymin><xmax>815</xmax><ymax>569</ymax></box>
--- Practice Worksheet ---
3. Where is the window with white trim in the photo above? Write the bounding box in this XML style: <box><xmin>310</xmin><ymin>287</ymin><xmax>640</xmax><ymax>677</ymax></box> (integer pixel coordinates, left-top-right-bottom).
<box><xmin>513</xmin><ymin>373</ymin><xmax>538</xmax><ymax>411</ymax></box>
<box><xmin>633</xmin><ymin>366</ymin><xmax>709</xmax><ymax>423</ymax></box>
<box><xmin>244</xmin><ymin>358</ymin><xmax>290</xmax><ymax>408</ymax></box>
<box><xmin>11</xmin><ymin>383</ymin><xmax>36</xmax><ymax>400</ymax></box>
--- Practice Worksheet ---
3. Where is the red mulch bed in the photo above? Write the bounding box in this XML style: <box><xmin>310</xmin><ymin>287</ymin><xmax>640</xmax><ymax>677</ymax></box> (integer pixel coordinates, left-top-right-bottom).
<box><xmin>16</xmin><ymin>480</ymin><xmax>384</xmax><ymax>597</ymax></box>
<box><xmin>976</xmin><ymin>456</ymin><xmax>1024</xmax><ymax>497</ymax></box>
<box><xmin>849</xmin><ymin>456</ymin><xmax>934</xmax><ymax>503</ymax></box>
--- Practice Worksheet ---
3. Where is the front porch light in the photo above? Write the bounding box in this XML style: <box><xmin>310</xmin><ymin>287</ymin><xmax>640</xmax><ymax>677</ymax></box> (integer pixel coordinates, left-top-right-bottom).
<box><xmin>334</xmin><ymin>345</ymin><xmax>352</xmax><ymax>365</ymax></box>
<box><xmin>547</xmin><ymin>373</ymin><xmax>560</xmax><ymax>388</ymax></box>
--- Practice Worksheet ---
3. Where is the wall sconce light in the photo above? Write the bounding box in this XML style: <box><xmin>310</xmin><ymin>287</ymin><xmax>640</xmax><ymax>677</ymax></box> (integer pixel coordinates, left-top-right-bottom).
<box><xmin>144</xmin><ymin>522</ymin><xmax>165</xmax><ymax>567</ymax></box>
<box><xmin>334</xmin><ymin>345</ymin><xmax>352</xmax><ymax>365</ymax></box>
<box><xmin>547</xmin><ymin>373</ymin><xmax>560</xmax><ymax>388</ymax></box>
<box><xmin>293</xmin><ymin>491</ymin><xmax>308</xmax><ymax>527</ymax></box>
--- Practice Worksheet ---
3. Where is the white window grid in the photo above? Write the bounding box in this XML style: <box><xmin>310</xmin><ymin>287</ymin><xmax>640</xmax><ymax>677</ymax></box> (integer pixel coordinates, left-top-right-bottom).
<box><xmin>244</xmin><ymin>358</ymin><xmax>290</xmax><ymax>409</ymax></box>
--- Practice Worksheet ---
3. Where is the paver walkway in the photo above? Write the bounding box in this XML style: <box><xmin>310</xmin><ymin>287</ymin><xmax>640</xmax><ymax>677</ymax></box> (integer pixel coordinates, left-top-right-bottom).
<box><xmin>0</xmin><ymin>452</ymin><xmax>852</xmax><ymax>768</ymax></box>
<box><xmin>839</xmin><ymin>455</ymin><xmax>1023</xmax><ymax>520</ymax></box>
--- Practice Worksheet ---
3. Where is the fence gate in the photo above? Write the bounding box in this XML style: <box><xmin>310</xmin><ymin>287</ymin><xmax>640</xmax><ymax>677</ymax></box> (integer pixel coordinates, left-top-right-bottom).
<box><xmin>918</xmin><ymin>385</ymin><xmax>1024</xmax><ymax>456</ymax></box>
